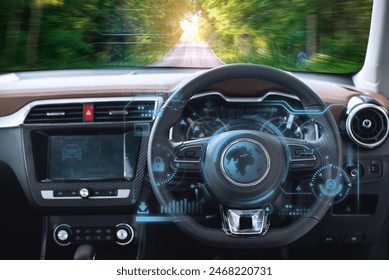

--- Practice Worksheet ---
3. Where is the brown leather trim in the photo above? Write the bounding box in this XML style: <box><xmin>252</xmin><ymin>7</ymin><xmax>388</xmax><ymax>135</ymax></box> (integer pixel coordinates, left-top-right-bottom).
<box><xmin>1</xmin><ymin>77</ymin><xmax>388</xmax><ymax>122</ymax></box>
<box><xmin>205</xmin><ymin>78</ymin><xmax>389</xmax><ymax>122</ymax></box>
<box><xmin>0</xmin><ymin>88</ymin><xmax>170</xmax><ymax>117</ymax></box>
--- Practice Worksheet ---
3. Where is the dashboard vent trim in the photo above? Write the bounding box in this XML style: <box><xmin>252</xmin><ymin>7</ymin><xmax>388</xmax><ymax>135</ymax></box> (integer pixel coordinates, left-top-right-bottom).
<box><xmin>346</xmin><ymin>103</ymin><xmax>389</xmax><ymax>149</ymax></box>
<box><xmin>94</xmin><ymin>101</ymin><xmax>155</xmax><ymax>122</ymax></box>
<box><xmin>24</xmin><ymin>104</ymin><xmax>83</xmax><ymax>124</ymax></box>
<box><xmin>23</xmin><ymin>97</ymin><xmax>160</xmax><ymax>125</ymax></box>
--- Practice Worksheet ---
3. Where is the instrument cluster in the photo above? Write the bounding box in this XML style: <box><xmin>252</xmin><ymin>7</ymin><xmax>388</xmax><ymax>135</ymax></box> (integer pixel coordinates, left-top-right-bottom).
<box><xmin>172</xmin><ymin>92</ymin><xmax>319</xmax><ymax>142</ymax></box>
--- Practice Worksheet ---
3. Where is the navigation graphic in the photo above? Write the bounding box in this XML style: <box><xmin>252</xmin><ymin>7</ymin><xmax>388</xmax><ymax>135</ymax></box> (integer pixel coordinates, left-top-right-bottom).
<box><xmin>61</xmin><ymin>144</ymin><xmax>82</xmax><ymax>161</ymax></box>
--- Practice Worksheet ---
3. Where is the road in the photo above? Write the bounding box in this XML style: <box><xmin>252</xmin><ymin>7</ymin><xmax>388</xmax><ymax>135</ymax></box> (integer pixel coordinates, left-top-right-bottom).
<box><xmin>149</xmin><ymin>41</ymin><xmax>225</xmax><ymax>68</ymax></box>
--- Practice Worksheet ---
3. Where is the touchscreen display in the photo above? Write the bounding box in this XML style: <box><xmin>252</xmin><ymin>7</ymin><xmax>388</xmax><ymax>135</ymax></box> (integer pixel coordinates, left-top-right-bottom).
<box><xmin>48</xmin><ymin>134</ymin><xmax>139</xmax><ymax>180</ymax></box>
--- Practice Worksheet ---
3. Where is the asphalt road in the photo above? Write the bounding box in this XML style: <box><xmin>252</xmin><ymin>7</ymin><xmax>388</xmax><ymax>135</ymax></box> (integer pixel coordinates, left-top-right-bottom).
<box><xmin>149</xmin><ymin>41</ymin><xmax>225</xmax><ymax>68</ymax></box>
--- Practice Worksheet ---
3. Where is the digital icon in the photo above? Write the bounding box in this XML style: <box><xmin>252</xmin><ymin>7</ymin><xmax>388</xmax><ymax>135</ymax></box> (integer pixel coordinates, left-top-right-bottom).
<box><xmin>310</xmin><ymin>164</ymin><xmax>352</xmax><ymax>205</ymax></box>
<box><xmin>152</xmin><ymin>157</ymin><xmax>165</xmax><ymax>172</ymax></box>
<box><xmin>145</xmin><ymin>144</ymin><xmax>179</xmax><ymax>186</ymax></box>
<box><xmin>263</xmin><ymin>204</ymin><xmax>273</xmax><ymax>214</ymax></box>
<box><xmin>137</xmin><ymin>201</ymin><xmax>149</xmax><ymax>214</ymax></box>
<box><xmin>279</xmin><ymin>204</ymin><xmax>310</xmax><ymax>216</ymax></box>
<box><xmin>61</xmin><ymin>144</ymin><xmax>82</xmax><ymax>161</ymax></box>
<box><xmin>319</xmin><ymin>179</ymin><xmax>342</xmax><ymax>196</ymax></box>
<box><xmin>160</xmin><ymin>199</ymin><xmax>202</xmax><ymax>214</ymax></box>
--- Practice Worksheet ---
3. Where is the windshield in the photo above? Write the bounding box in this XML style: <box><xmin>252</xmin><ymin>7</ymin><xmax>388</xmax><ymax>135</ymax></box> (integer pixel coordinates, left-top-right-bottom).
<box><xmin>0</xmin><ymin>0</ymin><xmax>373</xmax><ymax>73</ymax></box>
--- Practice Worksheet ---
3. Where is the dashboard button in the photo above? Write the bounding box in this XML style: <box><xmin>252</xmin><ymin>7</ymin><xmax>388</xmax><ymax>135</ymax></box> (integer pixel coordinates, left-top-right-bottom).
<box><xmin>93</xmin><ymin>190</ymin><xmax>101</xmax><ymax>196</ymax></box>
<box><xmin>344</xmin><ymin>234</ymin><xmax>364</xmax><ymax>245</ymax></box>
<box><xmin>54</xmin><ymin>191</ymin><xmax>79</xmax><ymax>197</ymax></box>
<box><xmin>176</xmin><ymin>146</ymin><xmax>202</xmax><ymax>162</ymax></box>
<box><xmin>98</xmin><ymin>190</ymin><xmax>118</xmax><ymax>196</ymax></box>
<box><xmin>370</xmin><ymin>164</ymin><xmax>379</xmax><ymax>173</ymax></box>
<box><xmin>294</xmin><ymin>149</ymin><xmax>304</xmax><ymax>156</ymax></box>
<box><xmin>104</xmin><ymin>235</ymin><xmax>114</xmax><ymax>241</ymax></box>
<box><xmin>362</xmin><ymin>160</ymin><xmax>382</xmax><ymax>180</ymax></box>
<box><xmin>290</xmin><ymin>161</ymin><xmax>316</xmax><ymax>169</ymax></box>
<box><xmin>54</xmin><ymin>191</ymin><xmax>65</xmax><ymax>197</ymax></box>
<box><xmin>184</xmin><ymin>151</ymin><xmax>195</xmax><ymax>158</ymax></box>
<box><xmin>321</xmin><ymin>234</ymin><xmax>340</xmax><ymax>245</ymax></box>
<box><xmin>83</xmin><ymin>235</ymin><xmax>92</xmax><ymax>241</ymax></box>
<box><xmin>83</xmin><ymin>104</ymin><xmax>94</xmax><ymax>122</ymax></box>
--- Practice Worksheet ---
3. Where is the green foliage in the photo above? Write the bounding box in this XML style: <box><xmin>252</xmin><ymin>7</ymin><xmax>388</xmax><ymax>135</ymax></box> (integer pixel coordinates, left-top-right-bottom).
<box><xmin>0</xmin><ymin>0</ymin><xmax>374</xmax><ymax>73</ymax></box>
<box><xmin>201</xmin><ymin>0</ymin><xmax>373</xmax><ymax>73</ymax></box>
<box><xmin>39</xmin><ymin>28</ymin><xmax>92</xmax><ymax>69</ymax></box>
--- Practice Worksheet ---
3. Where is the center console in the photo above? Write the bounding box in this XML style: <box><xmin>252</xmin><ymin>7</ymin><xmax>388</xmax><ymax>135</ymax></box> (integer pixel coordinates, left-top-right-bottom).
<box><xmin>25</xmin><ymin>125</ymin><xmax>145</xmax><ymax>207</ymax></box>
<box><xmin>20</xmin><ymin>96</ymin><xmax>163</xmax><ymax>259</ymax></box>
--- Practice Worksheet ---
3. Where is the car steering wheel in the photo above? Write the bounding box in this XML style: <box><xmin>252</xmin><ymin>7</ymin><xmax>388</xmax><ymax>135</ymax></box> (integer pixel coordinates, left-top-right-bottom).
<box><xmin>147</xmin><ymin>64</ymin><xmax>342</xmax><ymax>248</ymax></box>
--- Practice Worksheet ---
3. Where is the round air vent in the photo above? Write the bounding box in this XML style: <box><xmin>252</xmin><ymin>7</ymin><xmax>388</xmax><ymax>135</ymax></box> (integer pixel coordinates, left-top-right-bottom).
<box><xmin>346</xmin><ymin>103</ymin><xmax>389</xmax><ymax>148</ymax></box>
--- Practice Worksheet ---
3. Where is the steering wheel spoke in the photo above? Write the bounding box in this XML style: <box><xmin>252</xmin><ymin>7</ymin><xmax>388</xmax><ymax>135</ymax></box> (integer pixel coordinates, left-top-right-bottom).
<box><xmin>220</xmin><ymin>205</ymin><xmax>271</xmax><ymax>236</ymax></box>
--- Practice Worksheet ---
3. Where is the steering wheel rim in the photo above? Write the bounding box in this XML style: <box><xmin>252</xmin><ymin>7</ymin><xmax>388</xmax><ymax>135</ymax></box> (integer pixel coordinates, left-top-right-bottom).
<box><xmin>148</xmin><ymin>63</ymin><xmax>342</xmax><ymax>248</ymax></box>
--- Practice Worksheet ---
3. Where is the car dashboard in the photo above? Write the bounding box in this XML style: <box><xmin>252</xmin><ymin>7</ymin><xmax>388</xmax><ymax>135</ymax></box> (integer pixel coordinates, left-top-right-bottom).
<box><xmin>0</xmin><ymin>68</ymin><xmax>389</xmax><ymax>260</ymax></box>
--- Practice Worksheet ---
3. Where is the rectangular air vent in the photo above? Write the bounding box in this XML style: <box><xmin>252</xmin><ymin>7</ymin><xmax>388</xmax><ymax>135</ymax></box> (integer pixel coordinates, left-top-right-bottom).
<box><xmin>94</xmin><ymin>101</ymin><xmax>156</xmax><ymax>122</ymax></box>
<box><xmin>24</xmin><ymin>104</ymin><xmax>83</xmax><ymax>124</ymax></box>
<box><xmin>24</xmin><ymin>100</ymin><xmax>157</xmax><ymax>124</ymax></box>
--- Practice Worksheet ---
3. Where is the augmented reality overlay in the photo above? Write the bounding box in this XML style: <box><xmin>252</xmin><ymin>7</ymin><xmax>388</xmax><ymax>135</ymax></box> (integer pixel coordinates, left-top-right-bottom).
<box><xmin>135</xmin><ymin>93</ymin><xmax>363</xmax><ymax>237</ymax></box>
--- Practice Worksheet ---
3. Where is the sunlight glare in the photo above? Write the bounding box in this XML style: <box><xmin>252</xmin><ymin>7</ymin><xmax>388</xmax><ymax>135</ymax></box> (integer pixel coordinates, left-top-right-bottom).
<box><xmin>180</xmin><ymin>13</ymin><xmax>201</xmax><ymax>41</ymax></box>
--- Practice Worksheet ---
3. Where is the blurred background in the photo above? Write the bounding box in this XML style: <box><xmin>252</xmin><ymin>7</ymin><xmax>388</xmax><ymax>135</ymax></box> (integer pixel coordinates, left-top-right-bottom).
<box><xmin>0</xmin><ymin>0</ymin><xmax>373</xmax><ymax>73</ymax></box>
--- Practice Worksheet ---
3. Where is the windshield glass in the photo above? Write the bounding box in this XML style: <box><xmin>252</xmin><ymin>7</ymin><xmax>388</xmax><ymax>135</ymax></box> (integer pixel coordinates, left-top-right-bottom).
<box><xmin>0</xmin><ymin>0</ymin><xmax>373</xmax><ymax>73</ymax></box>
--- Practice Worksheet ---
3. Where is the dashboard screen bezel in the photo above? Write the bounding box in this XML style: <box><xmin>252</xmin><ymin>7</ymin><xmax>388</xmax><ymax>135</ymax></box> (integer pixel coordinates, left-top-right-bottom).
<box><xmin>30</xmin><ymin>128</ymin><xmax>141</xmax><ymax>182</ymax></box>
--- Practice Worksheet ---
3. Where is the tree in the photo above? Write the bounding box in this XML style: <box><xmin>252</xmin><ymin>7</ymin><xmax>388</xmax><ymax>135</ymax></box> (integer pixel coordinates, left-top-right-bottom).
<box><xmin>1</xmin><ymin>0</ymin><xmax>26</xmax><ymax>68</ymax></box>
<box><xmin>27</xmin><ymin>0</ymin><xmax>63</xmax><ymax>68</ymax></box>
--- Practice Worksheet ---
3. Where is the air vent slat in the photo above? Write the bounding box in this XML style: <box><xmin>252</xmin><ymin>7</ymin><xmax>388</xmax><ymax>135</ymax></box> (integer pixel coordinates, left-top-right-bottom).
<box><xmin>28</xmin><ymin>112</ymin><xmax>82</xmax><ymax>116</ymax></box>
<box><xmin>31</xmin><ymin>106</ymin><xmax>82</xmax><ymax>111</ymax></box>
<box><xmin>26</xmin><ymin>118</ymin><xmax>83</xmax><ymax>123</ymax></box>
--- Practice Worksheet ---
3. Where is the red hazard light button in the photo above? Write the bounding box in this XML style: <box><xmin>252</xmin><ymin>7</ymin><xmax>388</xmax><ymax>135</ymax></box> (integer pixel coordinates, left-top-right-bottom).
<box><xmin>83</xmin><ymin>104</ymin><xmax>94</xmax><ymax>122</ymax></box>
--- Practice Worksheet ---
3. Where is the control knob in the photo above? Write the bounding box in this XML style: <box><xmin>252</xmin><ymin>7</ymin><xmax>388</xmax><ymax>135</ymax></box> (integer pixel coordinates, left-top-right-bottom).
<box><xmin>79</xmin><ymin>188</ymin><xmax>89</xmax><ymax>198</ymax></box>
<box><xmin>54</xmin><ymin>224</ymin><xmax>72</xmax><ymax>246</ymax></box>
<box><xmin>115</xmin><ymin>224</ymin><xmax>134</xmax><ymax>245</ymax></box>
